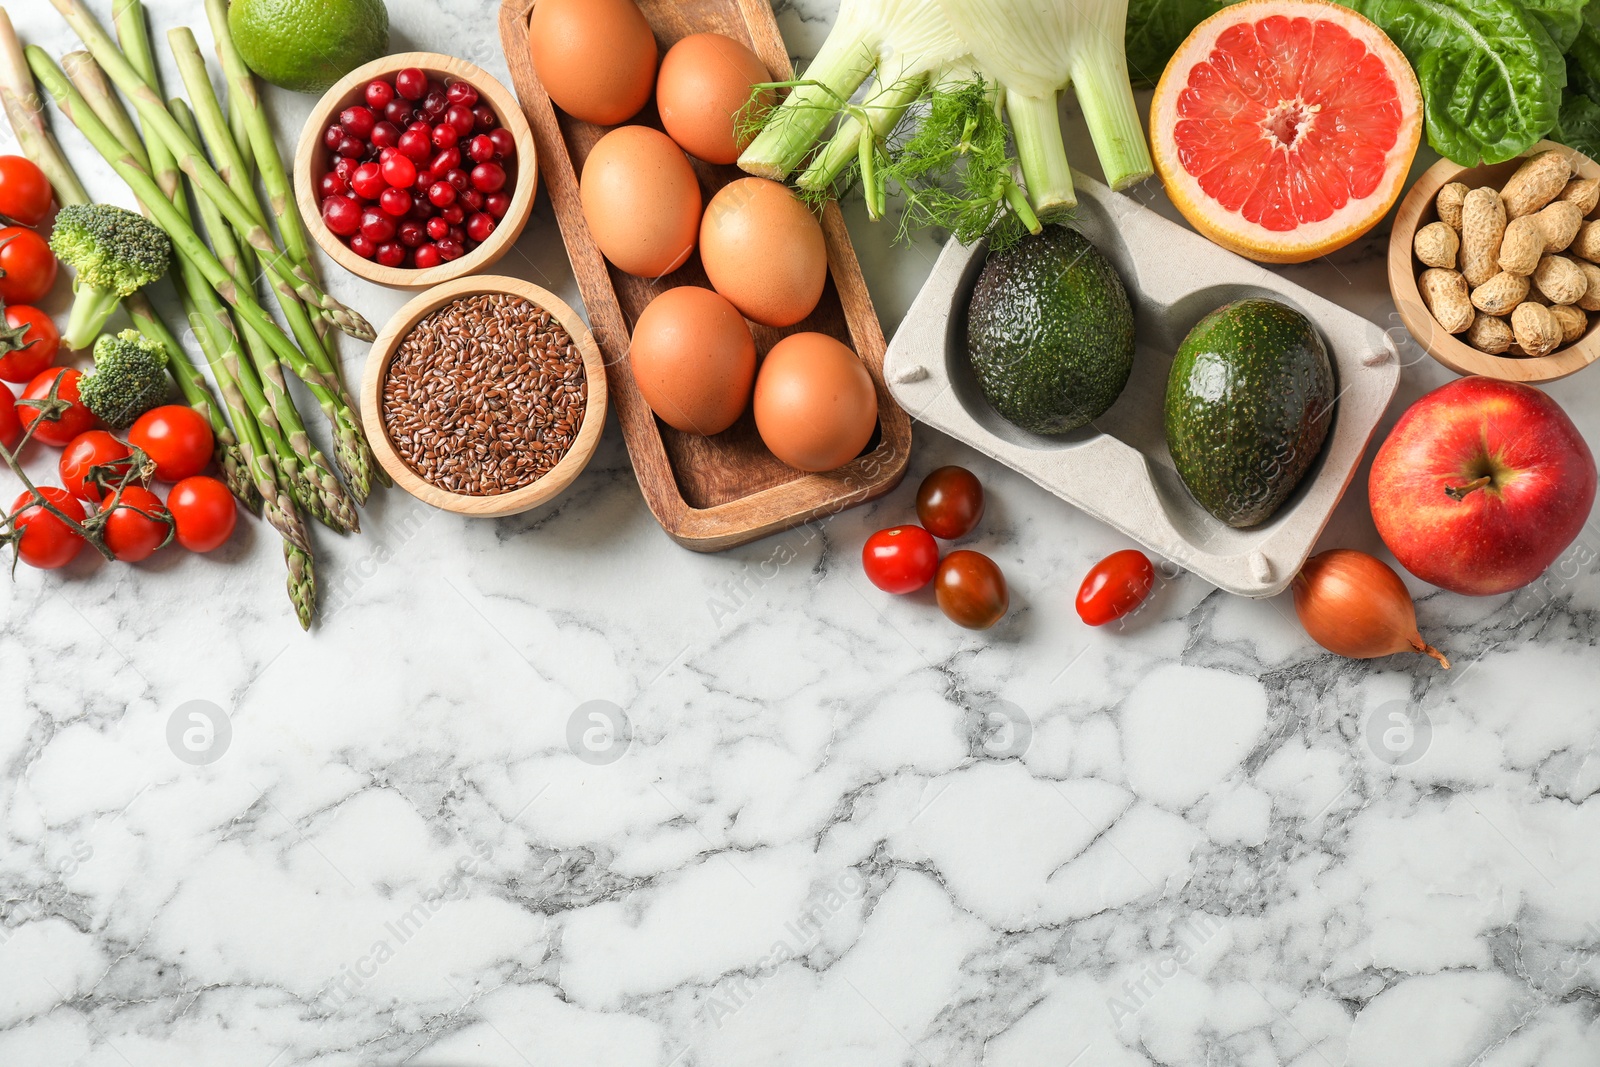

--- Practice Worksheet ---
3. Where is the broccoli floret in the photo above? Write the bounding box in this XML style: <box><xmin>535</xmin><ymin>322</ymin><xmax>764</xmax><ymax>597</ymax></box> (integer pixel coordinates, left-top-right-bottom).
<box><xmin>49</xmin><ymin>204</ymin><xmax>173</xmax><ymax>351</ymax></box>
<box><xmin>80</xmin><ymin>330</ymin><xmax>171</xmax><ymax>429</ymax></box>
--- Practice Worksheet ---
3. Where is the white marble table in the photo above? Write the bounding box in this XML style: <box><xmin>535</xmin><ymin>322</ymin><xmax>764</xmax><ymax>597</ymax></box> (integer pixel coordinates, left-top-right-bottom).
<box><xmin>3</xmin><ymin>2</ymin><xmax>1599</xmax><ymax>1065</ymax></box>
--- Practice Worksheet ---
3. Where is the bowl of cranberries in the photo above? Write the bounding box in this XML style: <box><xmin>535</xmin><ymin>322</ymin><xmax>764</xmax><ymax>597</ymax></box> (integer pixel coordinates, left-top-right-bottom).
<box><xmin>294</xmin><ymin>53</ymin><xmax>536</xmax><ymax>287</ymax></box>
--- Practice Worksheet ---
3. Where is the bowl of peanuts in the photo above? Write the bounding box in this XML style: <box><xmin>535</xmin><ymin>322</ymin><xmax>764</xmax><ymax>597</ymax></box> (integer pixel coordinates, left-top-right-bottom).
<box><xmin>1389</xmin><ymin>140</ymin><xmax>1600</xmax><ymax>383</ymax></box>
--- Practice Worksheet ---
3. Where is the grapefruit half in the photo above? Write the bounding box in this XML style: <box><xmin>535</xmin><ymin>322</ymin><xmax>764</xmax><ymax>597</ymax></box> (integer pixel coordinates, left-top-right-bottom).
<box><xmin>1151</xmin><ymin>0</ymin><xmax>1421</xmax><ymax>264</ymax></box>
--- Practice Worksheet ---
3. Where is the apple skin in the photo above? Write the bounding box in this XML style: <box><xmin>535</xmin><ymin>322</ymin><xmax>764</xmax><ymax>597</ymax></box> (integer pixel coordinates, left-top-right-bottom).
<box><xmin>1369</xmin><ymin>376</ymin><xmax>1596</xmax><ymax>596</ymax></box>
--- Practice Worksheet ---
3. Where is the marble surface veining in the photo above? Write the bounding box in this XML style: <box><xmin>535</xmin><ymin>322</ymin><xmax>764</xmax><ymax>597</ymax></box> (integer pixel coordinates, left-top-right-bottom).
<box><xmin>2</xmin><ymin>0</ymin><xmax>1599</xmax><ymax>1065</ymax></box>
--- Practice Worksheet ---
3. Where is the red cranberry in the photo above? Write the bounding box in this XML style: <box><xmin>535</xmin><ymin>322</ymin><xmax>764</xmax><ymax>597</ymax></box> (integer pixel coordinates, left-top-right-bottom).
<box><xmin>409</xmin><ymin>196</ymin><xmax>434</xmax><ymax>220</ymax></box>
<box><xmin>465</xmin><ymin>212</ymin><xmax>495</xmax><ymax>243</ymax></box>
<box><xmin>395</xmin><ymin>68</ymin><xmax>427</xmax><ymax>101</ymax></box>
<box><xmin>321</xmin><ymin>195</ymin><xmax>361</xmax><ymax>236</ymax></box>
<box><xmin>349</xmin><ymin>233</ymin><xmax>377</xmax><ymax>259</ymax></box>
<box><xmin>484</xmin><ymin>192</ymin><xmax>511</xmax><ymax>219</ymax></box>
<box><xmin>318</xmin><ymin>171</ymin><xmax>347</xmax><ymax>198</ymax></box>
<box><xmin>359</xmin><ymin>208</ymin><xmax>396</xmax><ymax>243</ymax></box>
<box><xmin>323</xmin><ymin>124</ymin><xmax>344</xmax><ymax>150</ymax></box>
<box><xmin>429</xmin><ymin>147</ymin><xmax>462</xmax><ymax>179</ymax></box>
<box><xmin>431</xmin><ymin>123</ymin><xmax>459</xmax><ymax>149</ymax></box>
<box><xmin>469</xmin><ymin>162</ymin><xmax>506</xmax><ymax>193</ymax></box>
<box><xmin>437</xmin><ymin>238</ymin><xmax>465</xmax><ymax>261</ymax></box>
<box><xmin>472</xmin><ymin>105</ymin><xmax>497</xmax><ymax>130</ymax></box>
<box><xmin>350</xmin><ymin>162</ymin><xmax>385</xmax><ymax>200</ymax></box>
<box><xmin>425</xmin><ymin>217</ymin><xmax>450</xmax><ymax>240</ymax></box>
<box><xmin>487</xmin><ymin>128</ymin><xmax>516</xmax><ymax>159</ymax></box>
<box><xmin>420</xmin><ymin>89</ymin><xmax>448</xmax><ymax>118</ymax></box>
<box><xmin>445</xmin><ymin>81</ymin><xmax>479</xmax><ymax>108</ymax></box>
<box><xmin>379</xmin><ymin>186</ymin><xmax>413</xmax><ymax>217</ymax></box>
<box><xmin>426</xmin><ymin>181</ymin><xmax>457</xmax><ymax>208</ymax></box>
<box><xmin>334</xmin><ymin>157</ymin><xmax>357</xmax><ymax>182</ymax></box>
<box><xmin>383</xmin><ymin>99</ymin><xmax>415</xmax><ymax>126</ymax></box>
<box><xmin>378</xmin><ymin>146</ymin><xmax>399</xmax><ymax>163</ymax></box>
<box><xmin>397</xmin><ymin>128</ymin><xmax>432</xmax><ymax>162</ymax></box>
<box><xmin>365</xmin><ymin>79</ymin><xmax>395</xmax><ymax>109</ymax></box>
<box><xmin>466</xmin><ymin>134</ymin><xmax>496</xmax><ymax>164</ymax></box>
<box><xmin>340</xmin><ymin>105</ymin><xmax>376</xmax><ymax>139</ymax></box>
<box><xmin>413</xmin><ymin>243</ymin><xmax>443</xmax><ymax>269</ymax></box>
<box><xmin>335</xmin><ymin>134</ymin><xmax>365</xmax><ymax>159</ymax></box>
<box><xmin>444</xmin><ymin>168</ymin><xmax>470</xmax><ymax>192</ymax></box>
<box><xmin>398</xmin><ymin>219</ymin><xmax>427</xmax><ymax>247</ymax></box>
<box><xmin>375</xmin><ymin>241</ymin><xmax>406</xmax><ymax>268</ymax></box>
<box><xmin>439</xmin><ymin>203</ymin><xmax>465</xmax><ymax>225</ymax></box>
<box><xmin>370</xmin><ymin>121</ymin><xmax>401</xmax><ymax>150</ymax></box>
<box><xmin>460</xmin><ymin>188</ymin><xmax>484</xmax><ymax>211</ymax></box>
<box><xmin>442</xmin><ymin>104</ymin><xmax>474</xmax><ymax>137</ymax></box>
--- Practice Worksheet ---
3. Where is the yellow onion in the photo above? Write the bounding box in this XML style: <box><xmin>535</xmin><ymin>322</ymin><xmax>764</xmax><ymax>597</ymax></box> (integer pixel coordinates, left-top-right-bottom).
<box><xmin>1292</xmin><ymin>550</ymin><xmax>1449</xmax><ymax>668</ymax></box>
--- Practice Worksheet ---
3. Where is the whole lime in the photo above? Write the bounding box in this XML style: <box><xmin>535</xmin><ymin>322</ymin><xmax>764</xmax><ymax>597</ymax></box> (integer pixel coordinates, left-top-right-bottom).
<box><xmin>228</xmin><ymin>0</ymin><xmax>390</xmax><ymax>94</ymax></box>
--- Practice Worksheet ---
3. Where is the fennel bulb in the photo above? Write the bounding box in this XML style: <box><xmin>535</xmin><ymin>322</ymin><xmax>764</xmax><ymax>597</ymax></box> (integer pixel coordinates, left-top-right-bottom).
<box><xmin>933</xmin><ymin>0</ymin><xmax>1153</xmax><ymax>213</ymax></box>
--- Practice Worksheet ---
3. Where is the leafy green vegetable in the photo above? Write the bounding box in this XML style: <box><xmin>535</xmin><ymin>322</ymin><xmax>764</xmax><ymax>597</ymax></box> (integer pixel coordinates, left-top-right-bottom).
<box><xmin>1124</xmin><ymin>0</ymin><xmax>1229</xmax><ymax>86</ymax></box>
<box><xmin>1523</xmin><ymin>0</ymin><xmax>1589</xmax><ymax>49</ymax></box>
<box><xmin>1556</xmin><ymin>88</ymin><xmax>1600</xmax><ymax>155</ymax></box>
<box><xmin>1346</xmin><ymin>0</ymin><xmax>1565</xmax><ymax>165</ymax></box>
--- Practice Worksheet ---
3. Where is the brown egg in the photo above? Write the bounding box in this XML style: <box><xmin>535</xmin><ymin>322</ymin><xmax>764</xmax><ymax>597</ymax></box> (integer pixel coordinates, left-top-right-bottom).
<box><xmin>656</xmin><ymin>33</ymin><xmax>773</xmax><ymax>165</ymax></box>
<box><xmin>581</xmin><ymin>126</ymin><xmax>701</xmax><ymax>278</ymax></box>
<box><xmin>529</xmin><ymin>0</ymin><xmax>657</xmax><ymax>126</ymax></box>
<box><xmin>699</xmin><ymin>177</ymin><xmax>827</xmax><ymax>327</ymax></box>
<box><xmin>629</xmin><ymin>286</ymin><xmax>756</xmax><ymax>436</ymax></box>
<box><xmin>753</xmin><ymin>332</ymin><xmax>878</xmax><ymax>472</ymax></box>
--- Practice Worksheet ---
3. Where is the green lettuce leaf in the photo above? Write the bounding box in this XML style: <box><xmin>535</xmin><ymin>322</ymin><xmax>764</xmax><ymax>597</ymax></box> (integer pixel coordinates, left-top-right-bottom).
<box><xmin>1124</xmin><ymin>0</ymin><xmax>1232</xmax><ymax>86</ymax></box>
<box><xmin>1523</xmin><ymin>0</ymin><xmax>1589</xmax><ymax>50</ymax></box>
<box><xmin>1346</xmin><ymin>0</ymin><xmax>1566</xmax><ymax>164</ymax></box>
<box><xmin>1554</xmin><ymin>90</ymin><xmax>1600</xmax><ymax>155</ymax></box>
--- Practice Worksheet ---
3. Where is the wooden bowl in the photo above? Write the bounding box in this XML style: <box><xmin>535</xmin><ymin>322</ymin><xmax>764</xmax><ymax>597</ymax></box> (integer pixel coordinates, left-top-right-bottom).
<box><xmin>360</xmin><ymin>275</ymin><xmax>608</xmax><ymax>516</ymax></box>
<box><xmin>294</xmin><ymin>52</ymin><xmax>538</xmax><ymax>289</ymax></box>
<box><xmin>1389</xmin><ymin>139</ymin><xmax>1600</xmax><ymax>383</ymax></box>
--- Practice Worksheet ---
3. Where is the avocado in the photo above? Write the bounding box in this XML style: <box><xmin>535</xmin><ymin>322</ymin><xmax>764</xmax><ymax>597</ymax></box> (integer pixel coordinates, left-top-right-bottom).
<box><xmin>965</xmin><ymin>225</ymin><xmax>1135</xmax><ymax>435</ymax></box>
<box><xmin>1164</xmin><ymin>298</ymin><xmax>1335</xmax><ymax>528</ymax></box>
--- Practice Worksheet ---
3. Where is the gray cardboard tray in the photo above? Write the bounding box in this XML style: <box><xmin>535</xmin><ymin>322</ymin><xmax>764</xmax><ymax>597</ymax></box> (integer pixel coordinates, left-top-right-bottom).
<box><xmin>883</xmin><ymin>175</ymin><xmax>1401</xmax><ymax>597</ymax></box>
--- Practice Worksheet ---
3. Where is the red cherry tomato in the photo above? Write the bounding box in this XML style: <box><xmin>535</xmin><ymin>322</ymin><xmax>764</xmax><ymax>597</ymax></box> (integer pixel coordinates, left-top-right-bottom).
<box><xmin>935</xmin><ymin>550</ymin><xmax>1009</xmax><ymax>630</ymax></box>
<box><xmin>916</xmin><ymin>465</ymin><xmax>985</xmax><ymax>540</ymax></box>
<box><xmin>167</xmin><ymin>476</ymin><xmax>235</xmax><ymax>552</ymax></box>
<box><xmin>59</xmin><ymin>430</ymin><xmax>136</xmax><ymax>502</ymax></box>
<box><xmin>0</xmin><ymin>385</ymin><xmax>20</xmax><ymax>450</ymax></box>
<box><xmin>9</xmin><ymin>486</ymin><xmax>85</xmax><ymax>569</ymax></box>
<box><xmin>0</xmin><ymin>305</ymin><xmax>57</xmax><ymax>384</ymax></box>
<box><xmin>0</xmin><ymin>226</ymin><xmax>56</xmax><ymax>305</ymax></box>
<box><xmin>19</xmin><ymin>367</ymin><xmax>99</xmax><ymax>447</ymax></box>
<box><xmin>1076</xmin><ymin>549</ymin><xmax>1156</xmax><ymax>626</ymax></box>
<box><xmin>102</xmin><ymin>485</ymin><xmax>172</xmax><ymax>562</ymax></box>
<box><xmin>0</xmin><ymin>156</ymin><xmax>53</xmax><ymax>226</ymax></box>
<box><xmin>128</xmin><ymin>405</ymin><xmax>213</xmax><ymax>482</ymax></box>
<box><xmin>862</xmin><ymin>524</ymin><xmax>940</xmax><ymax>594</ymax></box>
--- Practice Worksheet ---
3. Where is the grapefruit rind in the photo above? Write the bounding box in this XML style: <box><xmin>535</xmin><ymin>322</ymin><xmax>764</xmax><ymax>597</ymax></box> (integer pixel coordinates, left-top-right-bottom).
<box><xmin>1151</xmin><ymin>0</ymin><xmax>1422</xmax><ymax>264</ymax></box>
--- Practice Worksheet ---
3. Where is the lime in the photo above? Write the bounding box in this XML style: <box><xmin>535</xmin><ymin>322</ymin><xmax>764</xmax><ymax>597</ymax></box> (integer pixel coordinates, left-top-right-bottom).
<box><xmin>228</xmin><ymin>0</ymin><xmax>391</xmax><ymax>95</ymax></box>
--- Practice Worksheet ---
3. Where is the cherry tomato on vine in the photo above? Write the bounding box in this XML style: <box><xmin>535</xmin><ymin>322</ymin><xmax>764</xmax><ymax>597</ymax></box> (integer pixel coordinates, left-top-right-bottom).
<box><xmin>0</xmin><ymin>386</ymin><xmax>20</xmax><ymax>450</ymax></box>
<box><xmin>935</xmin><ymin>550</ymin><xmax>1008</xmax><ymax>630</ymax></box>
<box><xmin>1076</xmin><ymin>549</ymin><xmax>1156</xmax><ymax>627</ymax></box>
<box><xmin>862</xmin><ymin>524</ymin><xmax>940</xmax><ymax>594</ymax></box>
<box><xmin>59</xmin><ymin>430</ymin><xmax>136</xmax><ymax>503</ymax></box>
<box><xmin>0</xmin><ymin>156</ymin><xmax>53</xmax><ymax>226</ymax></box>
<box><xmin>19</xmin><ymin>367</ymin><xmax>99</xmax><ymax>447</ymax></box>
<box><xmin>916</xmin><ymin>465</ymin><xmax>984</xmax><ymax>540</ymax></box>
<box><xmin>9</xmin><ymin>487</ymin><xmax>85</xmax><ymax>569</ymax></box>
<box><xmin>128</xmin><ymin>405</ymin><xmax>213</xmax><ymax>482</ymax></box>
<box><xmin>102</xmin><ymin>485</ymin><xmax>172</xmax><ymax>563</ymax></box>
<box><xmin>0</xmin><ymin>226</ymin><xmax>56</xmax><ymax>305</ymax></box>
<box><xmin>0</xmin><ymin>304</ymin><xmax>59</xmax><ymax>383</ymax></box>
<box><xmin>167</xmin><ymin>476</ymin><xmax>236</xmax><ymax>552</ymax></box>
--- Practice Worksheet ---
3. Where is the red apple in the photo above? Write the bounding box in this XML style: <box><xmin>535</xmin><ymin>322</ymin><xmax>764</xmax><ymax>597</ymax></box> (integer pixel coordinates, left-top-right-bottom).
<box><xmin>1369</xmin><ymin>376</ymin><xmax>1596</xmax><ymax>596</ymax></box>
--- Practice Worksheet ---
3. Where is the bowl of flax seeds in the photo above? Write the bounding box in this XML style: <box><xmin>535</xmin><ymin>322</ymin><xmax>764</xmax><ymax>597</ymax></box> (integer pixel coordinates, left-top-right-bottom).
<box><xmin>361</xmin><ymin>276</ymin><xmax>608</xmax><ymax>516</ymax></box>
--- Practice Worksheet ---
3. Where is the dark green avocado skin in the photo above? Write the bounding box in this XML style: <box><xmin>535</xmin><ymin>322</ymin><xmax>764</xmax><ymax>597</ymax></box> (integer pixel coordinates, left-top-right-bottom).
<box><xmin>966</xmin><ymin>225</ymin><xmax>1135</xmax><ymax>435</ymax></box>
<box><xmin>1164</xmin><ymin>299</ymin><xmax>1335</xmax><ymax>528</ymax></box>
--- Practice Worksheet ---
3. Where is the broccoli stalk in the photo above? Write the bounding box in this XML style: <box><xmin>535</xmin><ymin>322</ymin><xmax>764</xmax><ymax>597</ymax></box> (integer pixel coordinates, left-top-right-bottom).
<box><xmin>79</xmin><ymin>328</ymin><xmax>170</xmax><ymax>428</ymax></box>
<box><xmin>49</xmin><ymin>203</ymin><xmax>171</xmax><ymax>350</ymax></box>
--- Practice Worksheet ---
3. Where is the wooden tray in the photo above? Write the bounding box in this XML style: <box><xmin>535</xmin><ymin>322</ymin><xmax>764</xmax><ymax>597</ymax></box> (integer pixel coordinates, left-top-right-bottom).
<box><xmin>498</xmin><ymin>0</ymin><xmax>912</xmax><ymax>551</ymax></box>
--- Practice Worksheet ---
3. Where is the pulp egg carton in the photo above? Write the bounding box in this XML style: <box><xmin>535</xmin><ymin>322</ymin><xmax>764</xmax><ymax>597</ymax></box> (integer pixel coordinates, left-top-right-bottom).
<box><xmin>884</xmin><ymin>175</ymin><xmax>1401</xmax><ymax>597</ymax></box>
